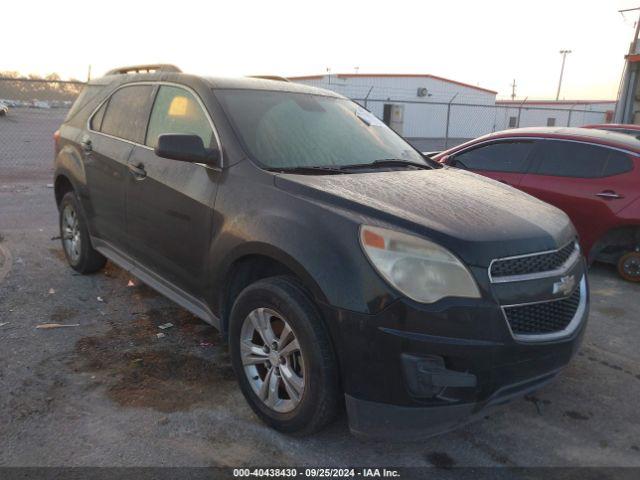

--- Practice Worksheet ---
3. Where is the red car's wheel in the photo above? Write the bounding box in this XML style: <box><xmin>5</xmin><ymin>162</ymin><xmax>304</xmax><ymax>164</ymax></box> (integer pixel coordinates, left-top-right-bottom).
<box><xmin>617</xmin><ymin>252</ymin><xmax>640</xmax><ymax>282</ymax></box>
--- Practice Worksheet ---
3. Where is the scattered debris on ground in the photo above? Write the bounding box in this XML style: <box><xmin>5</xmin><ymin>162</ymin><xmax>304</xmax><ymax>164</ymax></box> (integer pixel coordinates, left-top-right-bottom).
<box><xmin>36</xmin><ymin>323</ymin><xmax>80</xmax><ymax>329</ymax></box>
<box><xmin>158</xmin><ymin>323</ymin><xmax>173</xmax><ymax>330</ymax></box>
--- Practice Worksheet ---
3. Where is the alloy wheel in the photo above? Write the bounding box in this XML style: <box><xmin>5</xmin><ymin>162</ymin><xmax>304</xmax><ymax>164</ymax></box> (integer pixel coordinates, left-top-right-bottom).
<box><xmin>620</xmin><ymin>252</ymin><xmax>640</xmax><ymax>281</ymax></box>
<box><xmin>240</xmin><ymin>307</ymin><xmax>305</xmax><ymax>413</ymax></box>
<box><xmin>61</xmin><ymin>204</ymin><xmax>81</xmax><ymax>263</ymax></box>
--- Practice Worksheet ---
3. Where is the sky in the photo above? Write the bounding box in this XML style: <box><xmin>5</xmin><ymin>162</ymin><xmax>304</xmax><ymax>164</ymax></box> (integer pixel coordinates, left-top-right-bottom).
<box><xmin>2</xmin><ymin>0</ymin><xmax>638</xmax><ymax>100</ymax></box>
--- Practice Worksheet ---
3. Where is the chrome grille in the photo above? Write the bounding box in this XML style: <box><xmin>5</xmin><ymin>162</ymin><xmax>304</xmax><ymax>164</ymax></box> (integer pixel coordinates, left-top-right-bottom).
<box><xmin>490</xmin><ymin>241</ymin><xmax>577</xmax><ymax>280</ymax></box>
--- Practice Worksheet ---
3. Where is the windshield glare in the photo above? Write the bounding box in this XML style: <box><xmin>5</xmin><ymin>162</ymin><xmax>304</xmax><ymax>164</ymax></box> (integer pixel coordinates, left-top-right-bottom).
<box><xmin>215</xmin><ymin>89</ymin><xmax>426</xmax><ymax>169</ymax></box>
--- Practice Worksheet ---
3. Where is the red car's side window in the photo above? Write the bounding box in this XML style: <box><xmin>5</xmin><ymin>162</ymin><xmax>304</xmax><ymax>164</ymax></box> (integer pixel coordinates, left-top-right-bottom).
<box><xmin>452</xmin><ymin>141</ymin><xmax>534</xmax><ymax>173</ymax></box>
<box><xmin>529</xmin><ymin>141</ymin><xmax>632</xmax><ymax>178</ymax></box>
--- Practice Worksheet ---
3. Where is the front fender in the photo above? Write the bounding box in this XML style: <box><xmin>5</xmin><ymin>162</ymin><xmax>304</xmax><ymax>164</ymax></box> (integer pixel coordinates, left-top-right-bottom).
<box><xmin>208</xmin><ymin>199</ymin><xmax>396</xmax><ymax>317</ymax></box>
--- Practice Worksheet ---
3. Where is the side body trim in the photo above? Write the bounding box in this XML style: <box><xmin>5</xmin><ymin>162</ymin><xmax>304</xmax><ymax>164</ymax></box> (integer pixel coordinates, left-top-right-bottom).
<box><xmin>92</xmin><ymin>237</ymin><xmax>221</xmax><ymax>330</ymax></box>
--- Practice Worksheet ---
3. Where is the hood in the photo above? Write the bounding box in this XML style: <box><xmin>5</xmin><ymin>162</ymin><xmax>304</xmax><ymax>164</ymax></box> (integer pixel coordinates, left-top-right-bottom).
<box><xmin>274</xmin><ymin>167</ymin><xmax>575</xmax><ymax>267</ymax></box>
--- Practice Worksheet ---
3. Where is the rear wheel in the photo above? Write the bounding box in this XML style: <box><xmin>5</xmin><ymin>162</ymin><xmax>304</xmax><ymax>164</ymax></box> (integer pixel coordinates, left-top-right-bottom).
<box><xmin>59</xmin><ymin>191</ymin><xmax>106</xmax><ymax>274</ymax></box>
<box><xmin>617</xmin><ymin>251</ymin><xmax>640</xmax><ymax>282</ymax></box>
<box><xmin>229</xmin><ymin>276</ymin><xmax>340</xmax><ymax>435</ymax></box>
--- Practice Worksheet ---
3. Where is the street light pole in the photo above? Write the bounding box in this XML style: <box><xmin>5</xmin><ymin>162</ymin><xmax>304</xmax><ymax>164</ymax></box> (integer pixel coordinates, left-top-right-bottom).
<box><xmin>556</xmin><ymin>50</ymin><xmax>572</xmax><ymax>101</ymax></box>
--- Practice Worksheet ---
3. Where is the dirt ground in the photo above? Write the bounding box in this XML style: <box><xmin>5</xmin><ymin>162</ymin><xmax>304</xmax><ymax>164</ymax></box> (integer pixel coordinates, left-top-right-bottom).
<box><xmin>1</xmin><ymin>110</ymin><xmax>640</xmax><ymax>469</ymax></box>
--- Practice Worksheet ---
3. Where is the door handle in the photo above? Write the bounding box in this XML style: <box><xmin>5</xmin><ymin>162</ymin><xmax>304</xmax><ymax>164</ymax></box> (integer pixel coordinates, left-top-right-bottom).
<box><xmin>128</xmin><ymin>163</ymin><xmax>147</xmax><ymax>179</ymax></box>
<box><xmin>595</xmin><ymin>191</ymin><xmax>623</xmax><ymax>200</ymax></box>
<box><xmin>499</xmin><ymin>179</ymin><xmax>512</xmax><ymax>186</ymax></box>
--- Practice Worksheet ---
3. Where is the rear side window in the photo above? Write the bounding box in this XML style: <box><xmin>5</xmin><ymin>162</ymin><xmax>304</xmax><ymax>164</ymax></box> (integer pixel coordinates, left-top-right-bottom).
<box><xmin>99</xmin><ymin>85</ymin><xmax>155</xmax><ymax>143</ymax></box>
<box><xmin>452</xmin><ymin>141</ymin><xmax>534</xmax><ymax>173</ymax></box>
<box><xmin>531</xmin><ymin>141</ymin><xmax>631</xmax><ymax>178</ymax></box>
<box><xmin>602</xmin><ymin>150</ymin><xmax>634</xmax><ymax>176</ymax></box>
<box><xmin>145</xmin><ymin>86</ymin><xmax>213</xmax><ymax>149</ymax></box>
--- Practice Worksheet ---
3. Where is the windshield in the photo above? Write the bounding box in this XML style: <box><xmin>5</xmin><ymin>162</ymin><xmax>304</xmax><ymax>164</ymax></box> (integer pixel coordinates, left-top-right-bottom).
<box><xmin>215</xmin><ymin>89</ymin><xmax>427</xmax><ymax>170</ymax></box>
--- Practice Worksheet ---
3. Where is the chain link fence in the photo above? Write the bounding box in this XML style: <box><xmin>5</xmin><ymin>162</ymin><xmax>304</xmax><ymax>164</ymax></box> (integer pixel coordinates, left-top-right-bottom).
<box><xmin>0</xmin><ymin>77</ymin><xmax>614</xmax><ymax>184</ymax></box>
<box><xmin>353</xmin><ymin>98</ymin><xmax>612</xmax><ymax>152</ymax></box>
<box><xmin>0</xmin><ymin>78</ymin><xmax>81</xmax><ymax>183</ymax></box>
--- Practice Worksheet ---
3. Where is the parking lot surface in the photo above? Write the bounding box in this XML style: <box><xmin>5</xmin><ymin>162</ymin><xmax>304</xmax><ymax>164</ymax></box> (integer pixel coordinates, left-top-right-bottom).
<box><xmin>1</xmin><ymin>110</ymin><xmax>639</xmax><ymax>468</ymax></box>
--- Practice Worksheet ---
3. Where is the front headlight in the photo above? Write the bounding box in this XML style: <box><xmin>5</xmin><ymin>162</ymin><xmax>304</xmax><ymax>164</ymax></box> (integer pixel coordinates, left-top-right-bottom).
<box><xmin>360</xmin><ymin>225</ymin><xmax>481</xmax><ymax>303</ymax></box>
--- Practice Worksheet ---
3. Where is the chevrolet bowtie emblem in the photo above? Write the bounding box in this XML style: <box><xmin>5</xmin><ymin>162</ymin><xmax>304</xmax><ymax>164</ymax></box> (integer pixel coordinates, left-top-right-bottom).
<box><xmin>553</xmin><ymin>275</ymin><xmax>576</xmax><ymax>296</ymax></box>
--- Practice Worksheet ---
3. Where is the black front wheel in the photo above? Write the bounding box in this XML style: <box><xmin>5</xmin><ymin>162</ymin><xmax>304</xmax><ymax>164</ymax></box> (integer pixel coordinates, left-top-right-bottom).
<box><xmin>59</xmin><ymin>191</ymin><xmax>106</xmax><ymax>274</ymax></box>
<box><xmin>229</xmin><ymin>276</ymin><xmax>340</xmax><ymax>435</ymax></box>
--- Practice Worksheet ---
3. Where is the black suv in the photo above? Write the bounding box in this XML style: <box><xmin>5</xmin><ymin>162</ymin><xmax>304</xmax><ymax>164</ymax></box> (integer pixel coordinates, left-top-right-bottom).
<box><xmin>53</xmin><ymin>64</ymin><xmax>589</xmax><ymax>439</ymax></box>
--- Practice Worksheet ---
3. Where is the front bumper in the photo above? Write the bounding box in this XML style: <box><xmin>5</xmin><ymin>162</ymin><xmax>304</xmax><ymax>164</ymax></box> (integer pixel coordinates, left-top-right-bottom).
<box><xmin>345</xmin><ymin>367</ymin><xmax>562</xmax><ymax>440</ymax></box>
<box><xmin>318</xmin><ymin>268</ymin><xmax>589</xmax><ymax>440</ymax></box>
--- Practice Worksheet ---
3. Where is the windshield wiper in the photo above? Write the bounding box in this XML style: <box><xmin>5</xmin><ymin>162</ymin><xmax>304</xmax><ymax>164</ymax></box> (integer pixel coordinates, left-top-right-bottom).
<box><xmin>340</xmin><ymin>159</ymin><xmax>433</xmax><ymax>171</ymax></box>
<box><xmin>266</xmin><ymin>165</ymin><xmax>347</xmax><ymax>175</ymax></box>
<box><xmin>267</xmin><ymin>159</ymin><xmax>433</xmax><ymax>175</ymax></box>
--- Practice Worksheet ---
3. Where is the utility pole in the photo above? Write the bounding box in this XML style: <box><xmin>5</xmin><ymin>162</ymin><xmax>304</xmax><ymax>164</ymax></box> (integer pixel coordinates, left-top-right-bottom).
<box><xmin>556</xmin><ymin>50</ymin><xmax>572</xmax><ymax>101</ymax></box>
<box><xmin>87</xmin><ymin>65</ymin><xmax>92</xmax><ymax>82</ymax></box>
<box><xmin>510</xmin><ymin>79</ymin><xmax>517</xmax><ymax>100</ymax></box>
<box><xmin>615</xmin><ymin>7</ymin><xmax>640</xmax><ymax>123</ymax></box>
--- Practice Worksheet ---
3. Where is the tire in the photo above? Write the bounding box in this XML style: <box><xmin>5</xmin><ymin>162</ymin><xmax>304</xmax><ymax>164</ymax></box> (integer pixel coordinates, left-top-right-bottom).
<box><xmin>59</xmin><ymin>191</ymin><xmax>106</xmax><ymax>274</ymax></box>
<box><xmin>617</xmin><ymin>251</ymin><xmax>640</xmax><ymax>282</ymax></box>
<box><xmin>229</xmin><ymin>276</ymin><xmax>340</xmax><ymax>435</ymax></box>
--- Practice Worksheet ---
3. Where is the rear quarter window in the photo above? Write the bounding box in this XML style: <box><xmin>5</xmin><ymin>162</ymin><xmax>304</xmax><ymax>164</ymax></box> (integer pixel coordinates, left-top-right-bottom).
<box><xmin>64</xmin><ymin>84</ymin><xmax>106</xmax><ymax>128</ymax></box>
<box><xmin>90</xmin><ymin>101</ymin><xmax>108</xmax><ymax>131</ymax></box>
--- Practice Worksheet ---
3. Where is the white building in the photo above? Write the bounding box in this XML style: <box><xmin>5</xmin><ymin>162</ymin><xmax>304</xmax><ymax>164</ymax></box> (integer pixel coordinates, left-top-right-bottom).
<box><xmin>288</xmin><ymin>73</ymin><xmax>615</xmax><ymax>149</ymax></box>
<box><xmin>495</xmin><ymin>100</ymin><xmax>616</xmax><ymax>130</ymax></box>
<box><xmin>288</xmin><ymin>73</ymin><xmax>497</xmax><ymax>141</ymax></box>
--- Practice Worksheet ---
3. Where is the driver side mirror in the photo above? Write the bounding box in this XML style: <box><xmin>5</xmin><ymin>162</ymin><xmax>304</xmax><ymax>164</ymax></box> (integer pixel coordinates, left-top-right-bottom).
<box><xmin>155</xmin><ymin>134</ymin><xmax>221</xmax><ymax>168</ymax></box>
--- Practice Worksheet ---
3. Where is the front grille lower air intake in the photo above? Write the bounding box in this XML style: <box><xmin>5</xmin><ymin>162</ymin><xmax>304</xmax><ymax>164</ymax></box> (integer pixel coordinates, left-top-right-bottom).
<box><xmin>503</xmin><ymin>286</ymin><xmax>581</xmax><ymax>336</ymax></box>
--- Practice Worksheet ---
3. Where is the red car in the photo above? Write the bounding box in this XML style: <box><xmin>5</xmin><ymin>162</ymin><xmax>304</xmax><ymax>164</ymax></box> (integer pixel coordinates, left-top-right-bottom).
<box><xmin>583</xmin><ymin>123</ymin><xmax>640</xmax><ymax>140</ymax></box>
<box><xmin>433</xmin><ymin>127</ymin><xmax>640</xmax><ymax>281</ymax></box>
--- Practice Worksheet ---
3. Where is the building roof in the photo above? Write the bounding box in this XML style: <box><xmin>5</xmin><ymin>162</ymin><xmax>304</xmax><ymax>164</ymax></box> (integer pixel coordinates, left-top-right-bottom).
<box><xmin>496</xmin><ymin>99</ymin><xmax>616</xmax><ymax>106</ymax></box>
<box><xmin>288</xmin><ymin>73</ymin><xmax>497</xmax><ymax>94</ymax></box>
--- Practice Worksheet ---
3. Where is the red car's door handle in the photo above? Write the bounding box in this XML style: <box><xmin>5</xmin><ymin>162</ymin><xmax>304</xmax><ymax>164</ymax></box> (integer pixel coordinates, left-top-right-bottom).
<box><xmin>595</xmin><ymin>191</ymin><xmax>624</xmax><ymax>200</ymax></box>
<box><xmin>499</xmin><ymin>180</ymin><xmax>512</xmax><ymax>186</ymax></box>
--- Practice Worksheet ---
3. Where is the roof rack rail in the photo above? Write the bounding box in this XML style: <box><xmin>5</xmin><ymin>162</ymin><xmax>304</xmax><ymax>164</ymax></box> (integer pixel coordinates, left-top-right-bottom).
<box><xmin>248</xmin><ymin>75</ymin><xmax>291</xmax><ymax>83</ymax></box>
<box><xmin>105</xmin><ymin>64</ymin><xmax>182</xmax><ymax>76</ymax></box>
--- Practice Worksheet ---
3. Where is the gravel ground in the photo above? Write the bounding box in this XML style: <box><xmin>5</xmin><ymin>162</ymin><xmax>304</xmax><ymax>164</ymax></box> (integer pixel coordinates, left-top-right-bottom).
<box><xmin>0</xmin><ymin>110</ymin><xmax>639</xmax><ymax>469</ymax></box>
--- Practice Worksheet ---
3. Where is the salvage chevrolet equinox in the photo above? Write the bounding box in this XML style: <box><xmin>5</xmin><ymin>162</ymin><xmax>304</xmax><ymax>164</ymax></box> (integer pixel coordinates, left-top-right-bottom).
<box><xmin>53</xmin><ymin>64</ymin><xmax>589</xmax><ymax>439</ymax></box>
